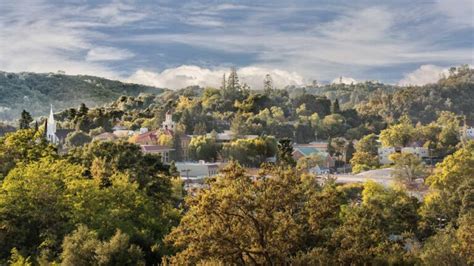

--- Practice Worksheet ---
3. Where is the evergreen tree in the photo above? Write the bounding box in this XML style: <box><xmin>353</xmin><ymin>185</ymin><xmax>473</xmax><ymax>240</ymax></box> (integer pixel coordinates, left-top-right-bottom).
<box><xmin>332</xmin><ymin>99</ymin><xmax>341</xmax><ymax>114</ymax></box>
<box><xmin>220</xmin><ymin>74</ymin><xmax>226</xmax><ymax>91</ymax></box>
<box><xmin>78</xmin><ymin>103</ymin><xmax>89</xmax><ymax>117</ymax></box>
<box><xmin>226</xmin><ymin>67</ymin><xmax>241</xmax><ymax>92</ymax></box>
<box><xmin>19</xmin><ymin>110</ymin><xmax>33</xmax><ymax>129</ymax></box>
<box><xmin>263</xmin><ymin>74</ymin><xmax>273</xmax><ymax>95</ymax></box>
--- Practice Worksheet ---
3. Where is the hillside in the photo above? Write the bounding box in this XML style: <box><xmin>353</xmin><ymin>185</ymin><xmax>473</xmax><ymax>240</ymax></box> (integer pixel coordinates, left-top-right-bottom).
<box><xmin>0</xmin><ymin>71</ymin><xmax>165</xmax><ymax>121</ymax></box>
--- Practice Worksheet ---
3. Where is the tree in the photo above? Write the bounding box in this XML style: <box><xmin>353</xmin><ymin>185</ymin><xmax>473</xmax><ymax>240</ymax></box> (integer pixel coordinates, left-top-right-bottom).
<box><xmin>61</xmin><ymin>225</ymin><xmax>100</xmax><ymax>266</ymax></box>
<box><xmin>65</xmin><ymin>131</ymin><xmax>92</xmax><ymax>147</ymax></box>
<box><xmin>188</xmin><ymin>135</ymin><xmax>219</xmax><ymax>162</ymax></box>
<box><xmin>95</xmin><ymin>230</ymin><xmax>145</xmax><ymax>266</ymax></box>
<box><xmin>355</xmin><ymin>133</ymin><xmax>379</xmax><ymax>155</ymax></box>
<box><xmin>19</xmin><ymin>110</ymin><xmax>33</xmax><ymax>129</ymax></box>
<box><xmin>222</xmin><ymin>136</ymin><xmax>277</xmax><ymax>167</ymax></box>
<box><xmin>332</xmin><ymin>99</ymin><xmax>340</xmax><ymax>114</ymax></box>
<box><xmin>165</xmin><ymin>163</ymin><xmax>309</xmax><ymax>264</ymax></box>
<box><xmin>331</xmin><ymin>181</ymin><xmax>419</xmax><ymax>264</ymax></box>
<box><xmin>263</xmin><ymin>74</ymin><xmax>273</xmax><ymax>95</ymax></box>
<box><xmin>379</xmin><ymin>115</ymin><xmax>415</xmax><ymax>147</ymax></box>
<box><xmin>389</xmin><ymin>153</ymin><xmax>427</xmax><ymax>184</ymax></box>
<box><xmin>61</xmin><ymin>225</ymin><xmax>145</xmax><ymax>266</ymax></box>
<box><xmin>419</xmin><ymin>142</ymin><xmax>474</xmax><ymax>235</ymax></box>
<box><xmin>193</xmin><ymin>122</ymin><xmax>207</xmax><ymax>135</ymax></box>
<box><xmin>277</xmin><ymin>138</ymin><xmax>296</xmax><ymax>166</ymax></box>
<box><xmin>0</xmin><ymin>159</ymin><xmax>82</xmax><ymax>259</ymax></box>
<box><xmin>78</xmin><ymin>103</ymin><xmax>89</xmax><ymax>117</ymax></box>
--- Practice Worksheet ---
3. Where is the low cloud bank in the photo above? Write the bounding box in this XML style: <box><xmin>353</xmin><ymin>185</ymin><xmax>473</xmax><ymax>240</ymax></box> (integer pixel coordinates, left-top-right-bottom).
<box><xmin>126</xmin><ymin>65</ymin><xmax>305</xmax><ymax>90</ymax></box>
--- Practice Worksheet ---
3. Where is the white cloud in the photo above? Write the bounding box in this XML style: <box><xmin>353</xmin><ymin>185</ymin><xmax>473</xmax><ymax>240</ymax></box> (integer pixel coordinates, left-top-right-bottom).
<box><xmin>127</xmin><ymin>65</ymin><xmax>305</xmax><ymax>90</ymax></box>
<box><xmin>331</xmin><ymin>76</ymin><xmax>358</xmax><ymax>85</ymax></box>
<box><xmin>398</xmin><ymin>65</ymin><xmax>449</xmax><ymax>86</ymax></box>
<box><xmin>0</xmin><ymin>0</ymin><xmax>143</xmax><ymax>78</ymax></box>
<box><xmin>86</xmin><ymin>47</ymin><xmax>134</xmax><ymax>61</ymax></box>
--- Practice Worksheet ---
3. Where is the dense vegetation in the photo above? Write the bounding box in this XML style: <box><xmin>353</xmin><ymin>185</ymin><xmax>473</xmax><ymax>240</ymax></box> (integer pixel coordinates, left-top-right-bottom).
<box><xmin>0</xmin><ymin>66</ymin><xmax>472</xmax><ymax>264</ymax></box>
<box><xmin>0</xmin><ymin>71</ymin><xmax>164</xmax><ymax>121</ymax></box>
<box><xmin>0</xmin><ymin>127</ymin><xmax>472</xmax><ymax>264</ymax></box>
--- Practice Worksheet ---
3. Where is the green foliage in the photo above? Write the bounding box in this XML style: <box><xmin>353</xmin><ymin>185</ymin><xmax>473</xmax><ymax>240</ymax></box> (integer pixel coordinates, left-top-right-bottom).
<box><xmin>379</xmin><ymin>115</ymin><xmax>416</xmax><ymax>147</ymax></box>
<box><xmin>357</xmin><ymin>65</ymin><xmax>474</xmax><ymax>124</ymax></box>
<box><xmin>65</xmin><ymin>131</ymin><xmax>92</xmax><ymax>147</ymax></box>
<box><xmin>0</xmin><ymin>129</ymin><xmax>56</xmax><ymax>179</ymax></box>
<box><xmin>277</xmin><ymin>138</ymin><xmax>296</xmax><ymax>166</ymax></box>
<box><xmin>188</xmin><ymin>136</ymin><xmax>219</xmax><ymax>162</ymax></box>
<box><xmin>419</xmin><ymin>142</ymin><xmax>474</xmax><ymax>234</ymax></box>
<box><xmin>61</xmin><ymin>225</ymin><xmax>145</xmax><ymax>266</ymax></box>
<box><xmin>166</xmin><ymin>163</ymin><xmax>310</xmax><ymax>264</ymax></box>
<box><xmin>0</xmin><ymin>71</ymin><xmax>163</xmax><ymax>121</ymax></box>
<box><xmin>8</xmin><ymin>248</ymin><xmax>32</xmax><ymax>266</ymax></box>
<box><xmin>390</xmin><ymin>153</ymin><xmax>427</xmax><ymax>184</ymax></box>
<box><xmin>222</xmin><ymin>136</ymin><xmax>277</xmax><ymax>167</ymax></box>
<box><xmin>19</xmin><ymin>110</ymin><xmax>33</xmax><ymax>129</ymax></box>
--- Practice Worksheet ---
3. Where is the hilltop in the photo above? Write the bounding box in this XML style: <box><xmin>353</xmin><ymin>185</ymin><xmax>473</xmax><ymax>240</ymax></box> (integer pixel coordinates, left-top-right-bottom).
<box><xmin>0</xmin><ymin>71</ymin><xmax>165</xmax><ymax>121</ymax></box>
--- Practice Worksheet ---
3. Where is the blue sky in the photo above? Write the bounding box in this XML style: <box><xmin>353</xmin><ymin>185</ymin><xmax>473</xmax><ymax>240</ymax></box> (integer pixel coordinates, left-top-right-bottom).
<box><xmin>0</xmin><ymin>0</ymin><xmax>472</xmax><ymax>89</ymax></box>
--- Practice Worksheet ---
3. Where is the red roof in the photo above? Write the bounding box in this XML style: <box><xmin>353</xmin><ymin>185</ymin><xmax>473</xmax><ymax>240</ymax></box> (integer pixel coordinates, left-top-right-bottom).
<box><xmin>135</xmin><ymin>131</ymin><xmax>158</xmax><ymax>144</ymax></box>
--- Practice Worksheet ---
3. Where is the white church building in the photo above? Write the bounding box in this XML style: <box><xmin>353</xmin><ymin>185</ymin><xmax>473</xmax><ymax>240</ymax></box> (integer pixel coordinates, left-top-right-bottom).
<box><xmin>46</xmin><ymin>105</ymin><xmax>73</xmax><ymax>145</ymax></box>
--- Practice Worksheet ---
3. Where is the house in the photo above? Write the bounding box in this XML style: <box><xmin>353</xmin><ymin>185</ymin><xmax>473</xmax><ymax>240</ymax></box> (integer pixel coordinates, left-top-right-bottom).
<box><xmin>175</xmin><ymin>161</ymin><xmax>223</xmax><ymax>190</ymax></box>
<box><xmin>93</xmin><ymin>132</ymin><xmax>117</xmax><ymax>142</ymax></box>
<box><xmin>113</xmin><ymin>129</ymin><xmax>134</xmax><ymax>138</ymax></box>
<box><xmin>175</xmin><ymin>161</ymin><xmax>221</xmax><ymax>179</ymax></box>
<box><xmin>140</xmin><ymin>145</ymin><xmax>174</xmax><ymax>163</ymax></box>
<box><xmin>134</xmin><ymin>131</ymin><xmax>159</xmax><ymax>145</ymax></box>
<box><xmin>207</xmin><ymin>130</ymin><xmax>259</xmax><ymax>143</ymax></box>
<box><xmin>309</xmin><ymin>165</ymin><xmax>331</xmax><ymax>175</ymax></box>
<box><xmin>292</xmin><ymin>146</ymin><xmax>335</xmax><ymax>168</ymax></box>
<box><xmin>378</xmin><ymin>146</ymin><xmax>429</xmax><ymax>165</ymax></box>
<box><xmin>378</xmin><ymin>147</ymin><xmax>397</xmax><ymax>165</ymax></box>
<box><xmin>294</xmin><ymin>142</ymin><xmax>329</xmax><ymax>152</ymax></box>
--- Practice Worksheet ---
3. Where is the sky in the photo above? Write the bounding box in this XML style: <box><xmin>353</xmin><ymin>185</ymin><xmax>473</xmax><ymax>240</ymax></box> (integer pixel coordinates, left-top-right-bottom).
<box><xmin>0</xmin><ymin>0</ymin><xmax>473</xmax><ymax>89</ymax></box>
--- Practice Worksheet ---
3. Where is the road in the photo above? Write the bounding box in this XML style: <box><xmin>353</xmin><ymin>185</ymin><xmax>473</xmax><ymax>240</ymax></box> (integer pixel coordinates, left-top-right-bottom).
<box><xmin>330</xmin><ymin>168</ymin><xmax>395</xmax><ymax>187</ymax></box>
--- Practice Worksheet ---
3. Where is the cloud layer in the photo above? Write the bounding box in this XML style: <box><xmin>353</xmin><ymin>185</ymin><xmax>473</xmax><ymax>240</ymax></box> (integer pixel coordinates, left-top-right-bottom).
<box><xmin>127</xmin><ymin>65</ymin><xmax>305</xmax><ymax>90</ymax></box>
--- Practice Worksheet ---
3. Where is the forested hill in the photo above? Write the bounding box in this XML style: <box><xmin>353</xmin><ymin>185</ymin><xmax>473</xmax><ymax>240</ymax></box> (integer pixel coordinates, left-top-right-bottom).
<box><xmin>0</xmin><ymin>71</ymin><xmax>165</xmax><ymax>121</ymax></box>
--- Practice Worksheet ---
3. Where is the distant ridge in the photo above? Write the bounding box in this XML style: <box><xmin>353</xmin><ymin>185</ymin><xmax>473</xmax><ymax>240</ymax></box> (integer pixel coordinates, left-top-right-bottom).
<box><xmin>0</xmin><ymin>71</ymin><xmax>166</xmax><ymax>121</ymax></box>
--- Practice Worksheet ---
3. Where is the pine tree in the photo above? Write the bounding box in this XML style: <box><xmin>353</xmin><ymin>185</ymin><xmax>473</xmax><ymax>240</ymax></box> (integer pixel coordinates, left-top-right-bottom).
<box><xmin>226</xmin><ymin>67</ymin><xmax>240</xmax><ymax>92</ymax></box>
<box><xmin>263</xmin><ymin>74</ymin><xmax>273</xmax><ymax>95</ymax></box>
<box><xmin>19</xmin><ymin>110</ymin><xmax>33</xmax><ymax>129</ymax></box>
<box><xmin>220</xmin><ymin>74</ymin><xmax>226</xmax><ymax>91</ymax></box>
<box><xmin>78</xmin><ymin>103</ymin><xmax>89</xmax><ymax>117</ymax></box>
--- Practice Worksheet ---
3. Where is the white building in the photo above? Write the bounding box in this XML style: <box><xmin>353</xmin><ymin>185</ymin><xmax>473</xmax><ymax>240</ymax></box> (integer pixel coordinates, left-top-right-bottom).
<box><xmin>464</xmin><ymin>127</ymin><xmax>474</xmax><ymax>140</ymax></box>
<box><xmin>140</xmin><ymin>145</ymin><xmax>174</xmax><ymax>163</ymax></box>
<box><xmin>378</xmin><ymin>147</ymin><xmax>429</xmax><ymax>165</ymax></box>
<box><xmin>162</xmin><ymin>111</ymin><xmax>176</xmax><ymax>131</ymax></box>
<box><xmin>46</xmin><ymin>105</ymin><xmax>59</xmax><ymax>144</ymax></box>
<box><xmin>175</xmin><ymin>161</ymin><xmax>221</xmax><ymax>179</ymax></box>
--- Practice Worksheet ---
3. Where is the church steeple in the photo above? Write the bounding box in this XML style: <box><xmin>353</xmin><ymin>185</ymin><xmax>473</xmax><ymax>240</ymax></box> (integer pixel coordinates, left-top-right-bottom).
<box><xmin>46</xmin><ymin>105</ymin><xmax>58</xmax><ymax>144</ymax></box>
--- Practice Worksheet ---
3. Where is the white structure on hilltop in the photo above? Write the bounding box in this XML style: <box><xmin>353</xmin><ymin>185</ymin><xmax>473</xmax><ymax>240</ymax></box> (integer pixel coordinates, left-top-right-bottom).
<box><xmin>46</xmin><ymin>105</ymin><xmax>59</xmax><ymax>144</ymax></box>
<box><xmin>162</xmin><ymin>111</ymin><xmax>175</xmax><ymax>131</ymax></box>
